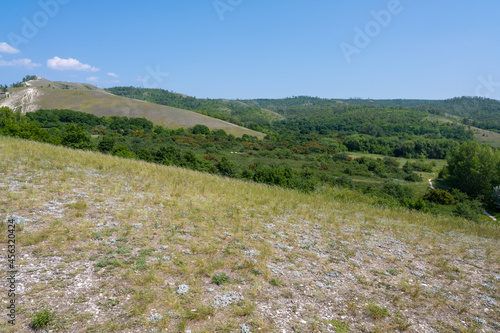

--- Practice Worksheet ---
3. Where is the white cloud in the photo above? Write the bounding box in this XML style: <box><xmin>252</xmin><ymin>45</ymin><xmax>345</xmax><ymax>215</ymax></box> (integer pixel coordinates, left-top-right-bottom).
<box><xmin>47</xmin><ymin>57</ymin><xmax>100</xmax><ymax>72</ymax></box>
<box><xmin>107</xmin><ymin>72</ymin><xmax>118</xmax><ymax>77</ymax></box>
<box><xmin>109</xmin><ymin>80</ymin><xmax>120</xmax><ymax>84</ymax></box>
<box><xmin>86</xmin><ymin>76</ymin><xmax>99</xmax><ymax>82</ymax></box>
<box><xmin>0</xmin><ymin>42</ymin><xmax>20</xmax><ymax>54</ymax></box>
<box><xmin>0</xmin><ymin>58</ymin><xmax>41</xmax><ymax>69</ymax></box>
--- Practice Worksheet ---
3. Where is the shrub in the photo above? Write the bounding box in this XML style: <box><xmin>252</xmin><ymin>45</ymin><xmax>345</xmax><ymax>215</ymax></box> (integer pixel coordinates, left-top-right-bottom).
<box><xmin>332</xmin><ymin>152</ymin><xmax>349</xmax><ymax>162</ymax></box>
<box><xmin>155</xmin><ymin>146</ymin><xmax>181</xmax><ymax>165</ymax></box>
<box><xmin>334</xmin><ymin>175</ymin><xmax>354</xmax><ymax>189</ymax></box>
<box><xmin>192</xmin><ymin>124</ymin><xmax>210</xmax><ymax>135</ymax></box>
<box><xmin>423</xmin><ymin>189</ymin><xmax>456</xmax><ymax>205</ymax></box>
<box><xmin>31</xmin><ymin>309</ymin><xmax>53</xmax><ymax>329</ymax></box>
<box><xmin>136</xmin><ymin>148</ymin><xmax>154</xmax><ymax>162</ymax></box>
<box><xmin>212</xmin><ymin>273</ymin><xmax>230</xmax><ymax>285</ymax></box>
<box><xmin>296</xmin><ymin>177</ymin><xmax>317</xmax><ymax>193</ymax></box>
<box><xmin>97</xmin><ymin>136</ymin><xmax>115</xmax><ymax>153</ymax></box>
<box><xmin>450</xmin><ymin>188</ymin><xmax>470</xmax><ymax>202</ymax></box>
<box><xmin>269</xmin><ymin>278</ymin><xmax>284</xmax><ymax>286</ymax></box>
<box><xmin>438</xmin><ymin>166</ymin><xmax>449</xmax><ymax>179</ymax></box>
<box><xmin>384</xmin><ymin>156</ymin><xmax>400</xmax><ymax>168</ymax></box>
<box><xmin>112</xmin><ymin>145</ymin><xmax>135</xmax><ymax>159</ymax></box>
<box><xmin>453</xmin><ymin>200</ymin><xmax>483</xmax><ymax>221</ymax></box>
<box><xmin>181</xmin><ymin>151</ymin><xmax>201</xmax><ymax>170</ymax></box>
<box><xmin>382</xmin><ymin>181</ymin><xmax>414</xmax><ymax>200</ymax></box>
<box><xmin>403</xmin><ymin>160</ymin><xmax>433</xmax><ymax>173</ymax></box>
<box><xmin>367</xmin><ymin>304</ymin><xmax>390</xmax><ymax>319</ymax></box>
<box><xmin>404</xmin><ymin>172</ymin><xmax>422</xmax><ymax>182</ymax></box>
<box><xmin>492</xmin><ymin>186</ymin><xmax>500</xmax><ymax>209</ymax></box>
<box><xmin>404</xmin><ymin>198</ymin><xmax>429</xmax><ymax>212</ymax></box>
<box><xmin>326</xmin><ymin>319</ymin><xmax>349</xmax><ymax>333</ymax></box>
<box><xmin>62</xmin><ymin>124</ymin><xmax>94</xmax><ymax>150</ymax></box>
<box><xmin>216</xmin><ymin>157</ymin><xmax>236</xmax><ymax>177</ymax></box>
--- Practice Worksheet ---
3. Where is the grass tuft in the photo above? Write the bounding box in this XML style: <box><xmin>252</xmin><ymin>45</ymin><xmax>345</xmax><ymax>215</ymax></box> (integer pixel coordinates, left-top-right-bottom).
<box><xmin>31</xmin><ymin>309</ymin><xmax>53</xmax><ymax>329</ymax></box>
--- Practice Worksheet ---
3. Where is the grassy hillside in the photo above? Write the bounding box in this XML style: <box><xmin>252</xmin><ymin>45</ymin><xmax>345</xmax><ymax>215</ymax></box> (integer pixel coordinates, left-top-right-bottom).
<box><xmin>106</xmin><ymin>87</ymin><xmax>284</xmax><ymax>129</ymax></box>
<box><xmin>1</xmin><ymin>136</ymin><xmax>499</xmax><ymax>332</ymax></box>
<box><xmin>35</xmin><ymin>88</ymin><xmax>261</xmax><ymax>136</ymax></box>
<box><xmin>0</xmin><ymin>78</ymin><xmax>265</xmax><ymax>139</ymax></box>
<box><xmin>427</xmin><ymin>115</ymin><xmax>500</xmax><ymax>148</ymax></box>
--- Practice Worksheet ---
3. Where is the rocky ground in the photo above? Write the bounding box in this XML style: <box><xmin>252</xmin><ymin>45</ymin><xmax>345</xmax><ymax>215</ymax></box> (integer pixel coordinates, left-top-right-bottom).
<box><xmin>0</xmin><ymin>139</ymin><xmax>499</xmax><ymax>332</ymax></box>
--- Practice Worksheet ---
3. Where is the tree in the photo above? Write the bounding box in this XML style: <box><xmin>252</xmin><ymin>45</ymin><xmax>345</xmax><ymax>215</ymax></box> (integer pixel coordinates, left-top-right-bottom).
<box><xmin>446</xmin><ymin>142</ymin><xmax>500</xmax><ymax>198</ymax></box>
<box><xmin>182</xmin><ymin>151</ymin><xmax>200</xmax><ymax>170</ymax></box>
<box><xmin>136</xmin><ymin>148</ymin><xmax>154</xmax><ymax>162</ymax></box>
<box><xmin>492</xmin><ymin>186</ymin><xmax>500</xmax><ymax>210</ymax></box>
<box><xmin>97</xmin><ymin>136</ymin><xmax>115</xmax><ymax>153</ymax></box>
<box><xmin>453</xmin><ymin>200</ymin><xmax>483</xmax><ymax>221</ymax></box>
<box><xmin>216</xmin><ymin>157</ymin><xmax>236</xmax><ymax>177</ymax></box>
<box><xmin>61</xmin><ymin>124</ymin><xmax>94</xmax><ymax>150</ymax></box>
<box><xmin>423</xmin><ymin>189</ymin><xmax>456</xmax><ymax>205</ymax></box>
<box><xmin>1</xmin><ymin>85</ymin><xmax>7</xmax><ymax>93</ymax></box>
<box><xmin>112</xmin><ymin>145</ymin><xmax>135</xmax><ymax>159</ymax></box>
<box><xmin>155</xmin><ymin>146</ymin><xmax>181</xmax><ymax>165</ymax></box>
<box><xmin>192</xmin><ymin>124</ymin><xmax>210</xmax><ymax>135</ymax></box>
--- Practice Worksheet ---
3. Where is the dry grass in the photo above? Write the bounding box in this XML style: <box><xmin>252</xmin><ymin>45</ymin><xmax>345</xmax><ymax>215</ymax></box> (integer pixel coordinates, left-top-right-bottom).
<box><xmin>0</xmin><ymin>136</ymin><xmax>499</xmax><ymax>332</ymax></box>
<box><xmin>5</xmin><ymin>86</ymin><xmax>264</xmax><ymax>139</ymax></box>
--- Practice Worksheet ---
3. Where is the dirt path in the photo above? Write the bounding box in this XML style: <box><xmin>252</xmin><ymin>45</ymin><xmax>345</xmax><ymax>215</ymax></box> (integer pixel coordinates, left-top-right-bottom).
<box><xmin>483</xmin><ymin>210</ymin><xmax>498</xmax><ymax>221</ymax></box>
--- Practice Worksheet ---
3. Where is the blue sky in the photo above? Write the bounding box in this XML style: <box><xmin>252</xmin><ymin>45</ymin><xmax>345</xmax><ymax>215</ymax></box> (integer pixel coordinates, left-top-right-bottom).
<box><xmin>1</xmin><ymin>0</ymin><xmax>499</xmax><ymax>100</ymax></box>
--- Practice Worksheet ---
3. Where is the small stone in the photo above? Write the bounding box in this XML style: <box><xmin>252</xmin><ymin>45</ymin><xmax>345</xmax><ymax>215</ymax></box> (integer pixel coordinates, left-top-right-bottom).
<box><xmin>241</xmin><ymin>323</ymin><xmax>251</xmax><ymax>333</ymax></box>
<box><xmin>315</xmin><ymin>281</ymin><xmax>325</xmax><ymax>288</ymax></box>
<box><xmin>177</xmin><ymin>285</ymin><xmax>189</xmax><ymax>294</ymax></box>
<box><xmin>6</xmin><ymin>215</ymin><xmax>27</xmax><ymax>225</ymax></box>
<box><xmin>243</xmin><ymin>250</ymin><xmax>259</xmax><ymax>258</ymax></box>
<box><xmin>213</xmin><ymin>291</ymin><xmax>243</xmax><ymax>308</ymax></box>
<box><xmin>410</xmin><ymin>270</ymin><xmax>426</xmax><ymax>279</ymax></box>
<box><xmin>147</xmin><ymin>313</ymin><xmax>163</xmax><ymax>323</ymax></box>
<box><xmin>481</xmin><ymin>295</ymin><xmax>498</xmax><ymax>307</ymax></box>
<box><xmin>349</xmin><ymin>258</ymin><xmax>362</xmax><ymax>267</ymax></box>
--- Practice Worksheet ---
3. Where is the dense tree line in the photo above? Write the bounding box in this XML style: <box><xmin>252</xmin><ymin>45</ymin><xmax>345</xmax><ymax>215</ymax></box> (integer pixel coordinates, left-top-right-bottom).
<box><xmin>419</xmin><ymin>97</ymin><xmax>500</xmax><ymax>133</ymax></box>
<box><xmin>105</xmin><ymin>87</ymin><xmax>276</xmax><ymax>129</ymax></box>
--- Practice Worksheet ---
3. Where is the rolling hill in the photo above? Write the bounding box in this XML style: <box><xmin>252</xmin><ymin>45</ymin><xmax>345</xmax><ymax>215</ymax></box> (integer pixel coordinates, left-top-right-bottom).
<box><xmin>0</xmin><ymin>77</ymin><xmax>265</xmax><ymax>139</ymax></box>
